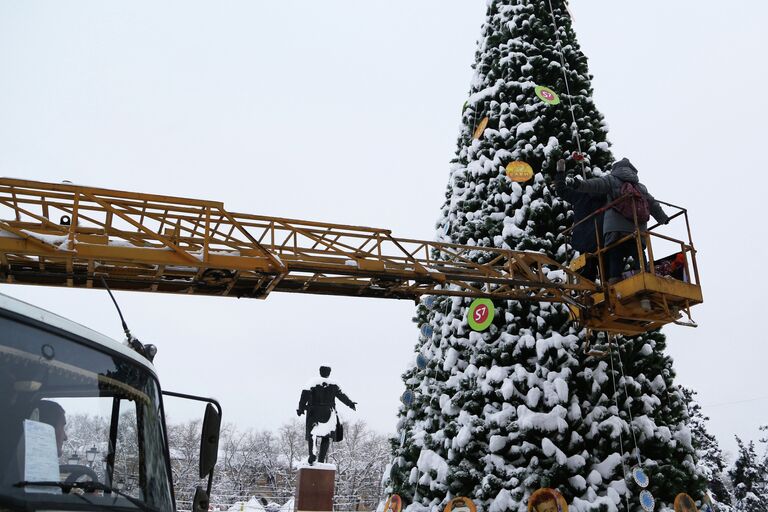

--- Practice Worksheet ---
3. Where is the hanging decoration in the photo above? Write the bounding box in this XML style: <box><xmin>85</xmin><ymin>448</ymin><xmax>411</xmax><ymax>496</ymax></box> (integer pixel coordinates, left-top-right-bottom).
<box><xmin>416</xmin><ymin>353</ymin><xmax>428</xmax><ymax>370</ymax></box>
<box><xmin>400</xmin><ymin>390</ymin><xmax>414</xmax><ymax>406</ymax></box>
<box><xmin>444</xmin><ymin>497</ymin><xmax>476</xmax><ymax>512</ymax></box>
<box><xmin>632</xmin><ymin>466</ymin><xmax>650</xmax><ymax>488</ymax></box>
<box><xmin>527</xmin><ymin>488</ymin><xmax>568</xmax><ymax>512</ymax></box>
<box><xmin>506</xmin><ymin>161</ymin><xmax>534</xmax><ymax>182</ymax></box>
<box><xmin>572</xmin><ymin>151</ymin><xmax>586</xmax><ymax>162</ymax></box>
<box><xmin>467</xmin><ymin>298</ymin><xmax>494</xmax><ymax>331</ymax></box>
<box><xmin>384</xmin><ymin>494</ymin><xmax>403</xmax><ymax>512</ymax></box>
<box><xmin>423</xmin><ymin>295</ymin><xmax>435</xmax><ymax>308</ymax></box>
<box><xmin>472</xmin><ymin>116</ymin><xmax>489</xmax><ymax>139</ymax></box>
<box><xmin>674</xmin><ymin>494</ymin><xmax>698</xmax><ymax>512</ymax></box>
<box><xmin>420</xmin><ymin>324</ymin><xmax>433</xmax><ymax>337</ymax></box>
<box><xmin>535</xmin><ymin>85</ymin><xmax>561</xmax><ymax>105</ymax></box>
<box><xmin>639</xmin><ymin>490</ymin><xmax>655</xmax><ymax>512</ymax></box>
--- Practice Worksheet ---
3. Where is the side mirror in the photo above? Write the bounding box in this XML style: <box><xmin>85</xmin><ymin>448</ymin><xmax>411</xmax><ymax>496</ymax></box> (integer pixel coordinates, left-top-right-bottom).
<box><xmin>199</xmin><ymin>403</ymin><xmax>221</xmax><ymax>478</ymax></box>
<box><xmin>192</xmin><ymin>485</ymin><xmax>210</xmax><ymax>512</ymax></box>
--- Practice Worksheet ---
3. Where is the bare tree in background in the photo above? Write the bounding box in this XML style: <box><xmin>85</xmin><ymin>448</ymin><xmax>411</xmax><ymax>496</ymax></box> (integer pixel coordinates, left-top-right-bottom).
<box><xmin>330</xmin><ymin>420</ymin><xmax>389</xmax><ymax>511</ymax></box>
<box><xmin>63</xmin><ymin>411</ymin><xmax>387</xmax><ymax>511</ymax></box>
<box><xmin>167</xmin><ymin>419</ymin><xmax>203</xmax><ymax>506</ymax></box>
<box><xmin>219</xmin><ymin>424</ymin><xmax>262</xmax><ymax>497</ymax></box>
<box><xmin>105</xmin><ymin>417</ymin><xmax>390</xmax><ymax>511</ymax></box>
<box><xmin>61</xmin><ymin>412</ymin><xmax>109</xmax><ymax>463</ymax></box>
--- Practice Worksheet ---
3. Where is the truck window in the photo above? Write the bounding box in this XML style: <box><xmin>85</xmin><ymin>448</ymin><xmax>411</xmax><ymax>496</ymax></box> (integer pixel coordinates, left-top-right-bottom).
<box><xmin>0</xmin><ymin>313</ymin><xmax>173</xmax><ymax>512</ymax></box>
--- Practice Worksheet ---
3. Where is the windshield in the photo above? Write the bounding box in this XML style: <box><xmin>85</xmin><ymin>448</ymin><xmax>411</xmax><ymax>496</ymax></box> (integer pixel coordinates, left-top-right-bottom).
<box><xmin>0</xmin><ymin>312</ymin><xmax>173</xmax><ymax>512</ymax></box>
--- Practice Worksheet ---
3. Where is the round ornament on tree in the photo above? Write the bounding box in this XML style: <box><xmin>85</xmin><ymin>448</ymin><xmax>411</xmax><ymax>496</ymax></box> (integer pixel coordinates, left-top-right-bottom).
<box><xmin>467</xmin><ymin>298</ymin><xmax>494</xmax><ymax>331</ymax></box>
<box><xmin>673</xmin><ymin>493</ymin><xmax>697</xmax><ymax>512</ymax></box>
<box><xmin>506</xmin><ymin>161</ymin><xmax>534</xmax><ymax>182</ymax></box>
<box><xmin>534</xmin><ymin>85</ymin><xmax>561</xmax><ymax>105</ymax></box>
<box><xmin>639</xmin><ymin>490</ymin><xmax>655</xmax><ymax>511</ymax></box>
<box><xmin>527</xmin><ymin>488</ymin><xmax>568</xmax><ymax>512</ymax></box>
<box><xmin>632</xmin><ymin>466</ymin><xmax>650</xmax><ymax>488</ymax></box>
<box><xmin>384</xmin><ymin>494</ymin><xmax>402</xmax><ymax>512</ymax></box>
<box><xmin>472</xmin><ymin>116</ymin><xmax>489</xmax><ymax>139</ymax></box>
<box><xmin>444</xmin><ymin>497</ymin><xmax>476</xmax><ymax>512</ymax></box>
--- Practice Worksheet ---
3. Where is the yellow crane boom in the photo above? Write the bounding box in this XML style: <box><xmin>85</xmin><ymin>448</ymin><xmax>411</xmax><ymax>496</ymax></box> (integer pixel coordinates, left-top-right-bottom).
<box><xmin>0</xmin><ymin>178</ymin><xmax>595</xmax><ymax>304</ymax></box>
<box><xmin>0</xmin><ymin>178</ymin><xmax>703</xmax><ymax>335</ymax></box>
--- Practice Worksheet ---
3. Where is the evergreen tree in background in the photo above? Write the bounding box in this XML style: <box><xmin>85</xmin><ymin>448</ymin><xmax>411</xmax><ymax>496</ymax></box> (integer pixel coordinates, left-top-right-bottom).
<box><xmin>729</xmin><ymin>437</ymin><xmax>768</xmax><ymax>512</ymax></box>
<box><xmin>682</xmin><ymin>388</ymin><xmax>733</xmax><ymax>508</ymax></box>
<box><xmin>387</xmin><ymin>1</ymin><xmax>704</xmax><ymax>510</ymax></box>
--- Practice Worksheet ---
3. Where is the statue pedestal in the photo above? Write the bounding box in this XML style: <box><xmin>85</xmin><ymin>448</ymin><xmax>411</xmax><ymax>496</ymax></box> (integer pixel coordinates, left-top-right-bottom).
<box><xmin>295</xmin><ymin>464</ymin><xmax>336</xmax><ymax>512</ymax></box>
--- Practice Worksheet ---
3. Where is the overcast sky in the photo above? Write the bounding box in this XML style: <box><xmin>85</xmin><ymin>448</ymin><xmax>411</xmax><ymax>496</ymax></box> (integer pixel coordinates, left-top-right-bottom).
<box><xmin>1</xmin><ymin>1</ymin><xmax>766</xmax><ymax>459</ymax></box>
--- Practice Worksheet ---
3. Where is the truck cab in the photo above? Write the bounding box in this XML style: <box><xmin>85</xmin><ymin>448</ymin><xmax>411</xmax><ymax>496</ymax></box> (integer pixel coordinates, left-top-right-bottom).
<box><xmin>0</xmin><ymin>292</ymin><xmax>220</xmax><ymax>512</ymax></box>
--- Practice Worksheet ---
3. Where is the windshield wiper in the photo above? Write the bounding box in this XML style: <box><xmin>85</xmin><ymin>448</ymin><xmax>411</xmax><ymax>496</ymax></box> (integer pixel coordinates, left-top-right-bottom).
<box><xmin>14</xmin><ymin>481</ymin><xmax>159</xmax><ymax>512</ymax></box>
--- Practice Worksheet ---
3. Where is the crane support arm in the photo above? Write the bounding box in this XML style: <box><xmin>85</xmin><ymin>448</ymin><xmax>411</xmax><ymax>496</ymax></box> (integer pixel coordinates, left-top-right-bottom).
<box><xmin>0</xmin><ymin>178</ymin><xmax>596</xmax><ymax>303</ymax></box>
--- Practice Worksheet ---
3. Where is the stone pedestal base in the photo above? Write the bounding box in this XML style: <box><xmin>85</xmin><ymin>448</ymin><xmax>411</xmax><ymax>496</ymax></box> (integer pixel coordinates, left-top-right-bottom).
<box><xmin>295</xmin><ymin>465</ymin><xmax>336</xmax><ymax>512</ymax></box>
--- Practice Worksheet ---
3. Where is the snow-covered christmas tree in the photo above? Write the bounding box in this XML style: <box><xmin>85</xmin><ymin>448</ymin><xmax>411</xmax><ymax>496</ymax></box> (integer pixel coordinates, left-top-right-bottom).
<box><xmin>729</xmin><ymin>436</ymin><xmax>768</xmax><ymax>512</ymax></box>
<box><xmin>683</xmin><ymin>388</ymin><xmax>732</xmax><ymax>509</ymax></box>
<box><xmin>387</xmin><ymin>1</ymin><xmax>705</xmax><ymax>510</ymax></box>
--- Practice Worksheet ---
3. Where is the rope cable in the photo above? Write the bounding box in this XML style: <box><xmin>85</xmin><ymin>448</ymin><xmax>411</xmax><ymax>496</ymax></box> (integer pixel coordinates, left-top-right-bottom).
<box><xmin>614</xmin><ymin>335</ymin><xmax>643</xmax><ymax>467</ymax></box>
<box><xmin>548</xmin><ymin>0</ymin><xmax>646</xmax><ymax>494</ymax></box>
<box><xmin>546</xmin><ymin>0</ymin><xmax>586</xmax><ymax>178</ymax></box>
<box><xmin>546</xmin><ymin>0</ymin><xmax>647</xmax><ymax>492</ymax></box>
<box><xmin>607</xmin><ymin>335</ymin><xmax>631</xmax><ymax>511</ymax></box>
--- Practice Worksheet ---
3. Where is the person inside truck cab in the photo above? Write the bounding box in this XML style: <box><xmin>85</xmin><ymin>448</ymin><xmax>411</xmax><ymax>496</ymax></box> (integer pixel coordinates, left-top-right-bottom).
<box><xmin>0</xmin><ymin>398</ymin><xmax>69</xmax><ymax>486</ymax></box>
<box><xmin>35</xmin><ymin>400</ymin><xmax>68</xmax><ymax>457</ymax></box>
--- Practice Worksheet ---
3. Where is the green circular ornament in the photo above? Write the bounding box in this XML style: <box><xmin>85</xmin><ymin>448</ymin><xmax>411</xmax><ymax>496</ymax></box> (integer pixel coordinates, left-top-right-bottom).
<box><xmin>535</xmin><ymin>85</ymin><xmax>561</xmax><ymax>105</ymax></box>
<box><xmin>468</xmin><ymin>298</ymin><xmax>495</xmax><ymax>331</ymax></box>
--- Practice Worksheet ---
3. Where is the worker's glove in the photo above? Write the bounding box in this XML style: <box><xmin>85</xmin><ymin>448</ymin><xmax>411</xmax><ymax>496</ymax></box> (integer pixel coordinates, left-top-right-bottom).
<box><xmin>296</xmin><ymin>409</ymin><xmax>303</xmax><ymax>416</ymax></box>
<box><xmin>556</xmin><ymin>159</ymin><xmax>566</xmax><ymax>173</ymax></box>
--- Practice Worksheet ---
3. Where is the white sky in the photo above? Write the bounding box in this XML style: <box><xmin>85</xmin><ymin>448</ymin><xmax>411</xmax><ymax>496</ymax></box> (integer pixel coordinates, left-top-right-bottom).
<box><xmin>1</xmin><ymin>1</ymin><xmax>766</xmax><ymax>460</ymax></box>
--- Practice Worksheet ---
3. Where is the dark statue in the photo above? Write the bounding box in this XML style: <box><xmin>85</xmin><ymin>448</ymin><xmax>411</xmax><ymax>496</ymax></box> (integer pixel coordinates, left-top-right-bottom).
<box><xmin>296</xmin><ymin>366</ymin><xmax>356</xmax><ymax>464</ymax></box>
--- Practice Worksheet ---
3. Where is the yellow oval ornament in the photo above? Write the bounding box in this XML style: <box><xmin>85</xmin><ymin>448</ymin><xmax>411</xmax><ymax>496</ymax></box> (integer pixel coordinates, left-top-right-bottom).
<box><xmin>674</xmin><ymin>493</ymin><xmax>698</xmax><ymax>512</ymax></box>
<box><xmin>384</xmin><ymin>495</ymin><xmax>403</xmax><ymax>512</ymax></box>
<box><xmin>506</xmin><ymin>161</ymin><xmax>534</xmax><ymax>182</ymax></box>
<box><xmin>444</xmin><ymin>497</ymin><xmax>476</xmax><ymax>512</ymax></box>
<box><xmin>472</xmin><ymin>116</ymin><xmax>489</xmax><ymax>140</ymax></box>
<box><xmin>528</xmin><ymin>488</ymin><xmax>568</xmax><ymax>512</ymax></box>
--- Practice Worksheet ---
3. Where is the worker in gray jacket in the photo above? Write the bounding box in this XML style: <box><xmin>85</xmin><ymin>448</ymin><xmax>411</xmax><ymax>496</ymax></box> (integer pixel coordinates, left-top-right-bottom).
<box><xmin>569</xmin><ymin>158</ymin><xmax>669</xmax><ymax>283</ymax></box>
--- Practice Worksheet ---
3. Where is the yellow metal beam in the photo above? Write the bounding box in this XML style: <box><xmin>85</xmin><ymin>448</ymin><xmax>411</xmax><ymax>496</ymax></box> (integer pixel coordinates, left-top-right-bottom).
<box><xmin>0</xmin><ymin>178</ymin><xmax>707</xmax><ymax>336</ymax></box>
<box><xmin>0</xmin><ymin>178</ymin><xmax>596</xmax><ymax>304</ymax></box>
